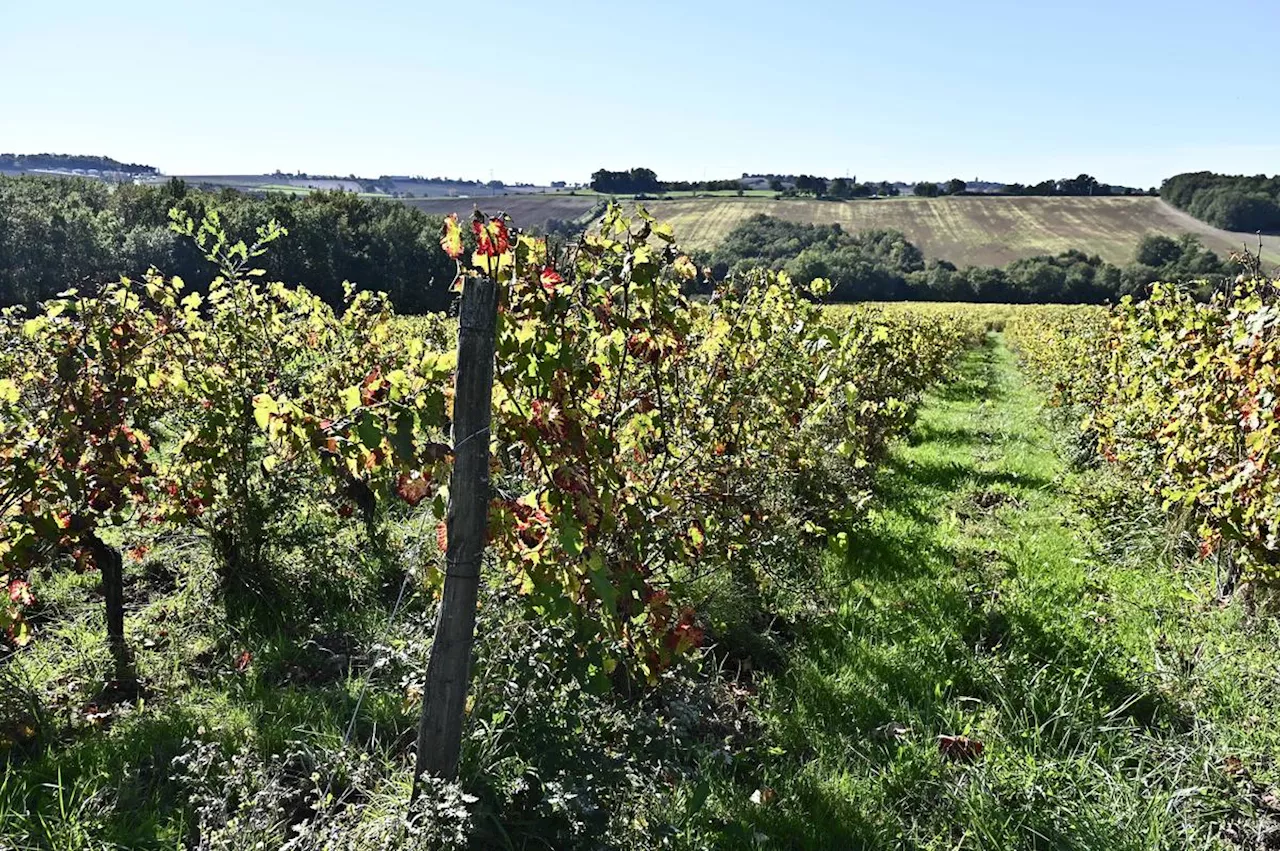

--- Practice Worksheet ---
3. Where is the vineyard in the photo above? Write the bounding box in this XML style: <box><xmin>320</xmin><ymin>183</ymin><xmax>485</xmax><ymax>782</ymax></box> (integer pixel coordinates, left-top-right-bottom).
<box><xmin>1006</xmin><ymin>277</ymin><xmax>1280</xmax><ymax>593</ymax></box>
<box><xmin>1</xmin><ymin>206</ymin><xmax>1278</xmax><ymax>849</ymax></box>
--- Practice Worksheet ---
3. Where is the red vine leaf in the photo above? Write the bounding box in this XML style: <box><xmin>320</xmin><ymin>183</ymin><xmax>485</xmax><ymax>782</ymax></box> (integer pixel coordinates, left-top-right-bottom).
<box><xmin>8</xmin><ymin>579</ymin><xmax>33</xmax><ymax>606</ymax></box>
<box><xmin>937</xmin><ymin>734</ymin><xmax>984</xmax><ymax>763</ymax></box>
<box><xmin>539</xmin><ymin>267</ymin><xmax>563</xmax><ymax>292</ymax></box>
<box><xmin>395</xmin><ymin>472</ymin><xmax>433</xmax><ymax>507</ymax></box>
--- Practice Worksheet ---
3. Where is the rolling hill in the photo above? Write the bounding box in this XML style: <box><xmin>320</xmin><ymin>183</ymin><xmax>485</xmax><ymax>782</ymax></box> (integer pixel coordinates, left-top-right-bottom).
<box><xmin>402</xmin><ymin>194</ymin><xmax>601</xmax><ymax>227</ymax></box>
<box><xmin>408</xmin><ymin>194</ymin><xmax>1279</xmax><ymax>268</ymax></box>
<box><xmin>637</xmin><ymin>196</ymin><xmax>1280</xmax><ymax>266</ymax></box>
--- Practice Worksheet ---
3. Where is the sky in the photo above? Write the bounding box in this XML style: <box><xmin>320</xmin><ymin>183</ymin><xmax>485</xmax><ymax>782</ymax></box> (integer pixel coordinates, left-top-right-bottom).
<box><xmin>3</xmin><ymin>0</ymin><xmax>1278</xmax><ymax>187</ymax></box>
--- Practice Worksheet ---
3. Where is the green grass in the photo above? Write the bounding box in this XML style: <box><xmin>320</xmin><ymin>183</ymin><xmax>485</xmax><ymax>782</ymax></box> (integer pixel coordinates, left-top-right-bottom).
<box><xmin>678</xmin><ymin>336</ymin><xmax>1280</xmax><ymax>849</ymax></box>
<box><xmin>0</xmin><ymin>513</ymin><xmax>433</xmax><ymax>848</ymax></box>
<box><xmin>4</xmin><ymin>333</ymin><xmax>1278</xmax><ymax>849</ymax></box>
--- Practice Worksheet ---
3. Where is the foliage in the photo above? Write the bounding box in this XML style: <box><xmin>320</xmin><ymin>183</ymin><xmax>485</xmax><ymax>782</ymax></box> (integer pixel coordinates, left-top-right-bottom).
<box><xmin>711</xmin><ymin>214</ymin><xmax>1234</xmax><ymax>303</ymax></box>
<box><xmin>0</xmin><ymin>270</ymin><xmax>198</xmax><ymax>650</ymax></box>
<box><xmin>709</xmin><ymin>215</ymin><xmax>924</xmax><ymax>300</ymax></box>
<box><xmin>1001</xmin><ymin>173</ymin><xmax>1149</xmax><ymax>196</ymax></box>
<box><xmin>0</xmin><ymin>199</ymin><xmax>976</xmax><ymax>661</ymax></box>
<box><xmin>0</xmin><ymin>206</ymin><xmax>460</xmax><ymax>648</ymax></box>
<box><xmin>430</xmin><ymin>206</ymin><xmax>977</xmax><ymax>676</ymax></box>
<box><xmin>171</xmin><ymin>738</ymin><xmax>474</xmax><ymax>850</ymax></box>
<box><xmin>0</xmin><ymin>174</ymin><xmax>456</xmax><ymax>312</ymax></box>
<box><xmin>1008</xmin><ymin>277</ymin><xmax>1280</xmax><ymax>583</ymax></box>
<box><xmin>589</xmin><ymin>168</ymin><xmax>742</xmax><ymax>195</ymax></box>
<box><xmin>0</xmin><ymin>153</ymin><xmax>157</xmax><ymax>174</ymax></box>
<box><xmin>0</xmin><ymin>203</ymin><xmax>984</xmax><ymax>846</ymax></box>
<box><xmin>1162</xmin><ymin>171</ymin><xmax>1280</xmax><ymax>233</ymax></box>
<box><xmin>161</xmin><ymin>210</ymin><xmax>456</xmax><ymax>600</ymax></box>
<box><xmin>589</xmin><ymin>168</ymin><xmax>663</xmax><ymax>195</ymax></box>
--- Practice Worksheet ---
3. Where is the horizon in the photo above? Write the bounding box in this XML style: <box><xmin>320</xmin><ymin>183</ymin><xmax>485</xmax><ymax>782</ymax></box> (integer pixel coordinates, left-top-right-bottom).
<box><xmin>4</xmin><ymin>0</ymin><xmax>1280</xmax><ymax>187</ymax></box>
<box><xmin>0</xmin><ymin>155</ymin><xmax>1179</xmax><ymax>190</ymax></box>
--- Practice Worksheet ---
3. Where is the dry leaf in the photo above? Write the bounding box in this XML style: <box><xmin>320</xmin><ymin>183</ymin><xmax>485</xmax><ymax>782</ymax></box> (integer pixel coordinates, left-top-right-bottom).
<box><xmin>938</xmin><ymin>734</ymin><xmax>984</xmax><ymax>763</ymax></box>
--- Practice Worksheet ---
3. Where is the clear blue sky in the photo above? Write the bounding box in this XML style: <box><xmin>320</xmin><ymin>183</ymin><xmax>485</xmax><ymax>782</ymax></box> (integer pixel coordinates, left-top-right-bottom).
<box><xmin>3</xmin><ymin>0</ymin><xmax>1277</xmax><ymax>187</ymax></box>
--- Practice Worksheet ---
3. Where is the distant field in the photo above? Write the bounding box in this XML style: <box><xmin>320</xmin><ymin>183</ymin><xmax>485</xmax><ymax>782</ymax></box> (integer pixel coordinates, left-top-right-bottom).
<box><xmin>393</xmin><ymin>194</ymin><xmax>1280</xmax><ymax>266</ymax></box>
<box><xmin>175</xmin><ymin>175</ymin><xmax>570</xmax><ymax>200</ymax></box>
<box><xmin>402</xmin><ymin>194</ymin><xmax>601</xmax><ymax>228</ymax></box>
<box><xmin>637</xmin><ymin>196</ymin><xmax>1280</xmax><ymax>266</ymax></box>
<box><xmin>155</xmin><ymin>181</ymin><xmax>1280</xmax><ymax>267</ymax></box>
<box><xmin>180</xmin><ymin>175</ymin><xmax>369</xmax><ymax>193</ymax></box>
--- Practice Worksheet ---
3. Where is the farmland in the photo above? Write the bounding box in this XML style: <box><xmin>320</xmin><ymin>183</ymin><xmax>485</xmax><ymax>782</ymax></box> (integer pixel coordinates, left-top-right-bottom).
<box><xmin>396</xmin><ymin>193</ymin><xmax>1280</xmax><ymax>266</ymax></box>
<box><xmin>636</xmin><ymin>195</ymin><xmax>1280</xmax><ymax>264</ymax></box>
<box><xmin>402</xmin><ymin>193</ymin><xmax>602</xmax><ymax>229</ymax></box>
<box><xmin>41</xmin><ymin>168</ymin><xmax>1275</xmax><ymax>270</ymax></box>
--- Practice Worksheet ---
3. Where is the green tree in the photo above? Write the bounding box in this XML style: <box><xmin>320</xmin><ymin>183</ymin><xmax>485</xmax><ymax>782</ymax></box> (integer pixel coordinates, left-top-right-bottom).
<box><xmin>1135</xmin><ymin>234</ymin><xmax>1182</xmax><ymax>268</ymax></box>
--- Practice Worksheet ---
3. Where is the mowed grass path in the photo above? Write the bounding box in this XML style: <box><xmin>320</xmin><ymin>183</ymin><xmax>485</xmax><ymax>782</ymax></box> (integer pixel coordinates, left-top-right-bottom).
<box><xmin>690</xmin><ymin>337</ymin><xmax>1280</xmax><ymax>849</ymax></box>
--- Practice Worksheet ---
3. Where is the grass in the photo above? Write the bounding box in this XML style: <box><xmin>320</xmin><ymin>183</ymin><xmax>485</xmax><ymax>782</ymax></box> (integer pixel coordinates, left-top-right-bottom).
<box><xmin>676</xmin><ymin>336</ymin><xmax>1280</xmax><ymax>849</ymax></box>
<box><xmin>0</xmin><ymin>509</ymin><xmax>437</xmax><ymax>847</ymax></box>
<box><xmin>4</xmin><ymin>330</ymin><xmax>1278</xmax><ymax>849</ymax></box>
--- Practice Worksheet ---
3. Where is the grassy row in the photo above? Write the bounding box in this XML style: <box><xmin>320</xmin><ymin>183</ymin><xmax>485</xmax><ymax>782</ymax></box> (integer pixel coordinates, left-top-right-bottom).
<box><xmin>666</xmin><ymin>336</ymin><xmax>1280</xmax><ymax>848</ymax></box>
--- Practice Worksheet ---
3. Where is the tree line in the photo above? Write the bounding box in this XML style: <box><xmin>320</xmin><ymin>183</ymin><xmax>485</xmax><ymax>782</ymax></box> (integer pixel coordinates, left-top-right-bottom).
<box><xmin>1</xmin><ymin>174</ymin><xmax>1236</xmax><ymax>311</ymax></box>
<box><xmin>588</xmin><ymin>168</ymin><xmax>742</xmax><ymax>194</ymax></box>
<box><xmin>702</xmin><ymin>214</ymin><xmax>1234</xmax><ymax>303</ymax></box>
<box><xmin>0</xmin><ymin>175</ymin><xmax>455</xmax><ymax>312</ymax></box>
<box><xmin>1</xmin><ymin>153</ymin><xmax>157</xmax><ymax>174</ymax></box>
<box><xmin>589</xmin><ymin>168</ymin><xmax>1158</xmax><ymax>201</ymax></box>
<box><xmin>1000</xmin><ymin>174</ymin><xmax>1152</xmax><ymax>197</ymax></box>
<box><xmin>1160</xmin><ymin>171</ymin><xmax>1280</xmax><ymax>233</ymax></box>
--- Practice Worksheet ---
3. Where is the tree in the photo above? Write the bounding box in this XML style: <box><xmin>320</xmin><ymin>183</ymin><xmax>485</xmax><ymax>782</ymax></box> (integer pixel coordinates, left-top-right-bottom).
<box><xmin>914</xmin><ymin>182</ymin><xmax>940</xmax><ymax>198</ymax></box>
<box><xmin>589</xmin><ymin>168</ymin><xmax>662</xmax><ymax>194</ymax></box>
<box><xmin>1057</xmin><ymin>174</ymin><xmax>1101</xmax><ymax>196</ymax></box>
<box><xmin>0</xmin><ymin>175</ymin><xmax>456</xmax><ymax>313</ymax></box>
<box><xmin>792</xmin><ymin>175</ymin><xmax>829</xmax><ymax>197</ymax></box>
<box><xmin>1135</xmin><ymin>234</ymin><xmax>1182</xmax><ymax>268</ymax></box>
<box><xmin>945</xmin><ymin>178</ymin><xmax>967</xmax><ymax>196</ymax></box>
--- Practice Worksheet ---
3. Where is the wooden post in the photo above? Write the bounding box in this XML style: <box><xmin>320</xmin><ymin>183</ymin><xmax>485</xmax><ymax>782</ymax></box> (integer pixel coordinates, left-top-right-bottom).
<box><xmin>413</xmin><ymin>275</ymin><xmax>498</xmax><ymax>792</ymax></box>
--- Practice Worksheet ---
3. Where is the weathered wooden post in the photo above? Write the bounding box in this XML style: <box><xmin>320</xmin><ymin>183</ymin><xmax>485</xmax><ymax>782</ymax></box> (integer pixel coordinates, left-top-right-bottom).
<box><xmin>413</xmin><ymin>275</ymin><xmax>499</xmax><ymax>794</ymax></box>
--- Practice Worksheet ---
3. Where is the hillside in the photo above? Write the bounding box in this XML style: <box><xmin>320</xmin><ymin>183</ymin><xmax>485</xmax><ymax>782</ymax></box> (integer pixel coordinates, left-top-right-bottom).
<box><xmin>0</xmin><ymin>153</ymin><xmax>157</xmax><ymax>175</ymax></box>
<box><xmin>638</xmin><ymin>195</ymin><xmax>1280</xmax><ymax>265</ymax></box>
<box><xmin>402</xmin><ymin>193</ymin><xmax>601</xmax><ymax>227</ymax></box>
<box><xmin>176</xmin><ymin>175</ymin><xmax>563</xmax><ymax>199</ymax></box>
<box><xmin>391</xmin><ymin>194</ymin><xmax>1280</xmax><ymax>266</ymax></box>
